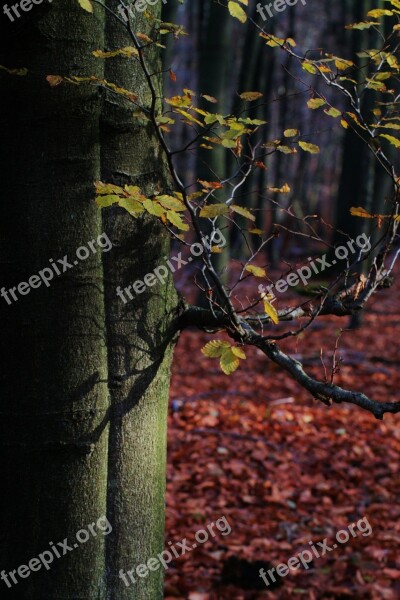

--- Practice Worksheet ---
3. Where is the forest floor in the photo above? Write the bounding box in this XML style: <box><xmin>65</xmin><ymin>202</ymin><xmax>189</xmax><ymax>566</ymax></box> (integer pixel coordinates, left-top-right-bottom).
<box><xmin>164</xmin><ymin>261</ymin><xmax>400</xmax><ymax>600</ymax></box>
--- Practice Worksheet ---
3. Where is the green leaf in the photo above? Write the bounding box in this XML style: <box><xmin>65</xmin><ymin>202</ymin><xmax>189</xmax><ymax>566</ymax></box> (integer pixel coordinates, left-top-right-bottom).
<box><xmin>228</xmin><ymin>1</ymin><xmax>247</xmax><ymax>23</ymax></box>
<box><xmin>220</xmin><ymin>348</ymin><xmax>240</xmax><ymax>375</ymax></box>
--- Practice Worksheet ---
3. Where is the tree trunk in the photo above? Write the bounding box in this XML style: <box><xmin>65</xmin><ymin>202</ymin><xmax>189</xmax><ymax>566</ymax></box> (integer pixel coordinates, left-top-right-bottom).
<box><xmin>0</xmin><ymin>1</ymin><xmax>177</xmax><ymax>598</ymax></box>
<box><xmin>100</xmin><ymin>3</ymin><xmax>178</xmax><ymax>599</ymax></box>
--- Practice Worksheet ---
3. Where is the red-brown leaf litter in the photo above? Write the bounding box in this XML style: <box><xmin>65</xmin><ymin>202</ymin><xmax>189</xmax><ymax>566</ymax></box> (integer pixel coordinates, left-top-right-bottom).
<box><xmin>165</xmin><ymin>267</ymin><xmax>400</xmax><ymax>599</ymax></box>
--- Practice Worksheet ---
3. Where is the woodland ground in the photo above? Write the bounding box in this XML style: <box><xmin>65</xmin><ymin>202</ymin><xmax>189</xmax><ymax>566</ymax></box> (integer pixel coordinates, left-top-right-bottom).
<box><xmin>164</xmin><ymin>261</ymin><xmax>400</xmax><ymax>600</ymax></box>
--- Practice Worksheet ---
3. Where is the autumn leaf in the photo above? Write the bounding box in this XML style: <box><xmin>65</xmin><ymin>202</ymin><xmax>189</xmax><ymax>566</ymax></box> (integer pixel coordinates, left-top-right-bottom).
<box><xmin>201</xmin><ymin>340</ymin><xmax>231</xmax><ymax>358</ymax></box>
<box><xmin>166</xmin><ymin>210</ymin><xmax>189</xmax><ymax>231</ymax></box>
<box><xmin>199</xmin><ymin>204</ymin><xmax>229</xmax><ymax>218</ymax></box>
<box><xmin>350</xmin><ymin>207</ymin><xmax>375</xmax><ymax>218</ymax></box>
<box><xmin>46</xmin><ymin>75</ymin><xmax>64</xmax><ymax>87</ymax></box>
<box><xmin>284</xmin><ymin>129</ymin><xmax>299</xmax><ymax>138</ymax></box>
<box><xmin>197</xmin><ymin>180</ymin><xmax>223</xmax><ymax>190</ymax></box>
<box><xmin>93</xmin><ymin>47</ymin><xmax>138</xmax><ymax>59</ymax></box>
<box><xmin>380</xmin><ymin>134</ymin><xmax>400</xmax><ymax>148</ymax></box>
<box><xmin>307</xmin><ymin>98</ymin><xmax>326</xmax><ymax>109</ymax></box>
<box><xmin>239</xmin><ymin>91</ymin><xmax>263</xmax><ymax>101</ymax></box>
<box><xmin>245</xmin><ymin>265</ymin><xmax>267</xmax><ymax>278</ymax></box>
<box><xmin>298</xmin><ymin>141</ymin><xmax>320</xmax><ymax>154</ymax></box>
<box><xmin>231</xmin><ymin>205</ymin><xmax>256</xmax><ymax>221</ymax></box>
<box><xmin>77</xmin><ymin>0</ymin><xmax>93</xmax><ymax>12</ymax></box>
<box><xmin>220</xmin><ymin>348</ymin><xmax>240</xmax><ymax>375</ymax></box>
<box><xmin>201</xmin><ymin>94</ymin><xmax>218</xmax><ymax>103</ymax></box>
<box><xmin>228</xmin><ymin>1</ymin><xmax>247</xmax><ymax>23</ymax></box>
<box><xmin>261</xmin><ymin>295</ymin><xmax>279</xmax><ymax>324</ymax></box>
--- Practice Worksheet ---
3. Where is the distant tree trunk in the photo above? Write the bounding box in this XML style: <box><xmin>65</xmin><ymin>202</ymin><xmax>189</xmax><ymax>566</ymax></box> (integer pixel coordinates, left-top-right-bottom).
<box><xmin>196</xmin><ymin>0</ymin><xmax>232</xmax><ymax>293</ymax></box>
<box><xmin>0</xmin><ymin>2</ymin><xmax>177</xmax><ymax>598</ymax></box>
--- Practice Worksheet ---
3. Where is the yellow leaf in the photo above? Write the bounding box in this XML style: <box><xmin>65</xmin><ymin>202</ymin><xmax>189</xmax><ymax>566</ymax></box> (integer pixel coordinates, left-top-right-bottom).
<box><xmin>93</xmin><ymin>47</ymin><xmax>138</xmax><ymax>58</ymax></box>
<box><xmin>143</xmin><ymin>199</ymin><xmax>165</xmax><ymax>217</ymax></box>
<box><xmin>350</xmin><ymin>207</ymin><xmax>374</xmax><ymax>218</ymax></box>
<box><xmin>239</xmin><ymin>91</ymin><xmax>263</xmax><ymax>101</ymax></box>
<box><xmin>119</xmin><ymin>197</ymin><xmax>145</xmax><ymax>216</ymax></box>
<box><xmin>367</xmin><ymin>8</ymin><xmax>393</xmax><ymax>17</ymax></box>
<box><xmin>175</xmin><ymin>109</ymin><xmax>203</xmax><ymax>126</ymax></box>
<box><xmin>324</xmin><ymin>107</ymin><xmax>341</xmax><ymax>118</ymax></box>
<box><xmin>202</xmin><ymin>340</ymin><xmax>231</xmax><ymax>358</ymax></box>
<box><xmin>245</xmin><ymin>265</ymin><xmax>267</xmax><ymax>278</ymax></box>
<box><xmin>298</xmin><ymin>141</ymin><xmax>320</xmax><ymax>154</ymax></box>
<box><xmin>307</xmin><ymin>98</ymin><xmax>326</xmax><ymax>109</ymax></box>
<box><xmin>231</xmin><ymin>205</ymin><xmax>256</xmax><ymax>221</ymax></box>
<box><xmin>262</xmin><ymin>297</ymin><xmax>279</xmax><ymax>324</ymax></box>
<box><xmin>346</xmin><ymin>21</ymin><xmax>379</xmax><ymax>30</ymax></box>
<box><xmin>277</xmin><ymin>145</ymin><xmax>296</xmax><ymax>154</ymax></box>
<box><xmin>302</xmin><ymin>62</ymin><xmax>317</xmax><ymax>74</ymax></box>
<box><xmin>380</xmin><ymin>134</ymin><xmax>400</xmax><ymax>148</ymax></box>
<box><xmin>220</xmin><ymin>348</ymin><xmax>240</xmax><ymax>375</ymax></box>
<box><xmin>268</xmin><ymin>183</ymin><xmax>291</xmax><ymax>193</ymax></box>
<box><xmin>231</xmin><ymin>347</ymin><xmax>246</xmax><ymax>359</ymax></box>
<box><xmin>77</xmin><ymin>0</ymin><xmax>93</xmax><ymax>12</ymax></box>
<box><xmin>156</xmin><ymin>195</ymin><xmax>186</xmax><ymax>211</ymax></box>
<box><xmin>284</xmin><ymin>129</ymin><xmax>299</xmax><ymax>137</ymax></box>
<box><xmin>199</xmin><ymin>204</ymin><xmax>229</xmax><ymax>218</ymax></box>
<box><xmin>95</xmin><ymin>181</ymin><xmax>124</xmax><ymax>195</ymax></box>
<box><xmin>228</xmin><ymin>1</ymin><xmax>247</xmax><ymax>23</ymax></box>
<box><xmin>166</xmin><ymin>210</ymin><xmax>189</xmax><ymax>231</ymax></box>
<box><xmin>96</xmin><ymin>194</ymin><xmax>121</xmax><ymax>208</ymax></box>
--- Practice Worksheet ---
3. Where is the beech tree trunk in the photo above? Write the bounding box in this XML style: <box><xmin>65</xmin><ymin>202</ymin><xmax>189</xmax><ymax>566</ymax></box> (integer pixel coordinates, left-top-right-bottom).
<box><xmin>0</xmin><ymin>1</ymin><xmax>177</xmax><ymax>598</ymax></box>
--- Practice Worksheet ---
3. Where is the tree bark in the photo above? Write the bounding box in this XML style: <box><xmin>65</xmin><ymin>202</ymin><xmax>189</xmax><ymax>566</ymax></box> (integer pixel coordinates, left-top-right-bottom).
<box><xmin>0</xmin><ymin>1</ymin><xmax>177</xmax><ymax>598</ymax></box>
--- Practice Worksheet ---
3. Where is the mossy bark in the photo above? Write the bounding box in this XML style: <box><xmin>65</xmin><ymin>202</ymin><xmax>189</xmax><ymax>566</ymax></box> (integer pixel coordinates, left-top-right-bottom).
<box><xmin>100</xmin><ymin>3</ymin><xmax>178</xmax><ymax>599</ymax></box>
<box><xmin>0</xmin><ymin>1</ymin><xmax>177</xmax><ymax>598</ymax></box>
